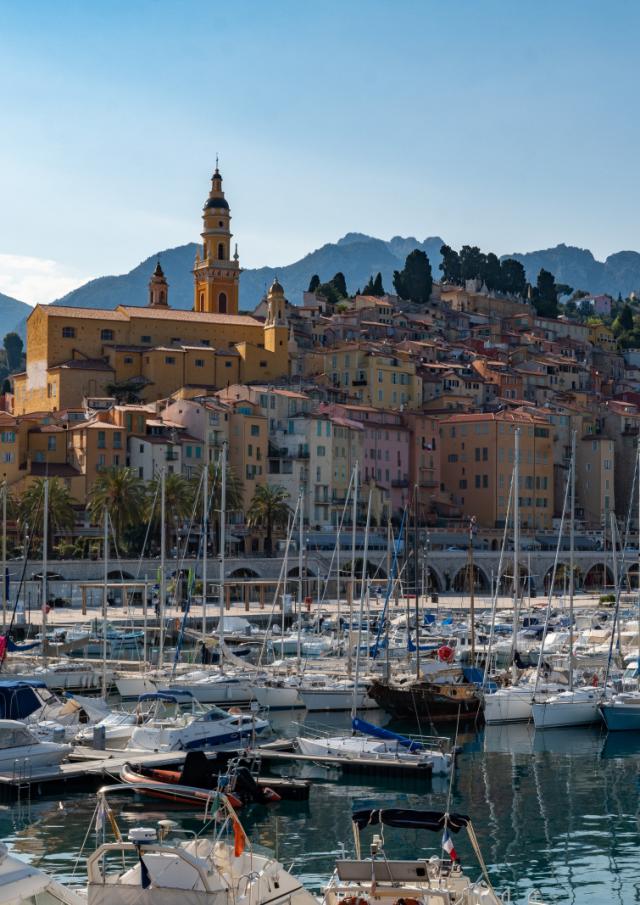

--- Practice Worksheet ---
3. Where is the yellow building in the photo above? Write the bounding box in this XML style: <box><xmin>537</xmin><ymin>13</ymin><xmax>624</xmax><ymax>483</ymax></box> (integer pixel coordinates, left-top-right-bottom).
<box><xmin>14</xmin><ymin>169</ymin><xmax>290</xmax><ymax>414</ymax></box>
<box><xmin>306</xmin><ymin>344</ymin><xmax>422</xmax><ymax>409</ymax></box>
<box><xmin>440</xmin><ymin>410</ymin><xmax>554</xmax><ymax>530</ymax></box>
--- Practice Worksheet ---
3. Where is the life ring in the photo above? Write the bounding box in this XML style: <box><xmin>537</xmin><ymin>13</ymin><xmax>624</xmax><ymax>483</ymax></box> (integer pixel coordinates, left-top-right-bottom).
<box><xmin>438</xmin><ymin>644</ymin><xmax>454</xmax><ymax>662</ymax></box>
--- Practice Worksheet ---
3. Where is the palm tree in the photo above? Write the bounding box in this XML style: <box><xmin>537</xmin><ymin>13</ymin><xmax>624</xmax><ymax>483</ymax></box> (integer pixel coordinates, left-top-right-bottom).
<box><xmin>191</xmin><ymin>463</ymin><xmax>245</xmax><ymax>554</ymax></box>
<box><xmin>247</xmin><ymin>483</ymin><xmax>291</xmax><ymax>556</ymax></box>
<box><xmin>18</xmin><ymin>478</ymin><xmax>76</xmax><ymax>554</ymax></box>
<box><xmin>87</xmin><ymin>466</ymin><xmax>147</xmax><ymax>552</ymax></box>
<box><xmin>148</xmin><ymin>471</ymin><xmax>195</xmax><ymax>554</ymax></box>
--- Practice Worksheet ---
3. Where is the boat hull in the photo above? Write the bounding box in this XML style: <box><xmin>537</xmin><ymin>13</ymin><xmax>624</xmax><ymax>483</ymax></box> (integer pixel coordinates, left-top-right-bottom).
<box><xmin>368</xmin><ymin>679</ymin><xmax>480</xmax><ymax>722</ymax></box>
<box><xmin>600</xmin><ymin>703</ymin><xmax>640</xmax><ymax>731</ymax></box>
<box><xmin>531</xmin><ymin>698</ymin><xmax>602</xmax><ymax>729</ymax></box>
<box><xmin>299</xmin><ymin>688</ymin><xmax>377</xmax><ymax>711</ymax></box>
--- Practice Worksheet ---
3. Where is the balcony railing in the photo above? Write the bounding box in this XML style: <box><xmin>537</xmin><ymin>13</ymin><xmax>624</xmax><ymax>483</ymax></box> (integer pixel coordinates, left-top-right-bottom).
<box><xmin>391</xmin><ymin>478</ymin><xmax>409</xmax><ymax>488</ymax></box>
<box><xmin>166</xmin><ymin>451</ymin><xmax>179</xmax><ymax>461</ymax></box>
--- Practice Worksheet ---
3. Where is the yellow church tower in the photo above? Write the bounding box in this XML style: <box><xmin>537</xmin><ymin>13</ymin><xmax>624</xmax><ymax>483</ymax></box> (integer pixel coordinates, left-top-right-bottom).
<box><xmin>193</xmin><ymin>164</ymin><xmax>240</xmax><ymax>315</ymax></box>
<box><xmin>264</xmin><ymin>277</ymin><xmax>289</xmax><ymax>356</ymax></box>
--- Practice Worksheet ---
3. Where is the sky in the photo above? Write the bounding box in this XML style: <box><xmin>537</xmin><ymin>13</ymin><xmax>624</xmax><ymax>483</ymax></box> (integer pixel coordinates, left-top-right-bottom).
<box><xmin>1</xmin><ymin>0</ymin><xmax>639</xmax><ymax>305</ymax></box>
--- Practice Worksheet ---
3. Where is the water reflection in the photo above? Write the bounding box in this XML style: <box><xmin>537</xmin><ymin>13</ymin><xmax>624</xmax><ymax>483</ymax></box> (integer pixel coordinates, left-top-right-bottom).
<box><xmin>0</xmin><ymin>710</ymin><xmax>637</xmax><ymax>905</ymax></box>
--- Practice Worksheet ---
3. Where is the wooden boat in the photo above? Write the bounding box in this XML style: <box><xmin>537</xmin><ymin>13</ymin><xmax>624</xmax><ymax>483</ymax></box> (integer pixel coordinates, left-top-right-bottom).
<box><xmin>368</xmin><ymin>676</ymin><xmax>481</xmax><ymax>721</ymax></box>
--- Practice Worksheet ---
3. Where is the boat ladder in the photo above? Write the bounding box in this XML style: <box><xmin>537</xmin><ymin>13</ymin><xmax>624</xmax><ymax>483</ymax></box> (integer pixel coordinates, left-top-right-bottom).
<box><xmin>12</xmin><ymin>757</ymin><xmax>32</xmax><ymax>815</ymax></box>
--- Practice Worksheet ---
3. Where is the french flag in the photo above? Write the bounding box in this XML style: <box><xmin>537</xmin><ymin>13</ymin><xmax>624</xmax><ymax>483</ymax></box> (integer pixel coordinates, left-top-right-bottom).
<box><xmin>441</xmin><ymin>828</ymin><xmax>458</xmax><ymax>861</ymax></box>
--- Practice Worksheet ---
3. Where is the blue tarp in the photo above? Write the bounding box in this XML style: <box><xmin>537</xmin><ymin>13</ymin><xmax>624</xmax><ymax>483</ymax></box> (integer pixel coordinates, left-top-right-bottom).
<box><xmin>0</xmin><ymin>679</ymin><xmax>46</xmax><ymax>719</ymax></box>
<box><xmin>352</xmin><ymin>717</ymin><xmax>423</xmax><ymax>752</ymax></box>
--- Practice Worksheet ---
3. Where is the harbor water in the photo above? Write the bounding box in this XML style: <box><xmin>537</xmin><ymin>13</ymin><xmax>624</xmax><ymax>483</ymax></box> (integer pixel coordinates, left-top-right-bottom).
<box><xmin>1</xmin><ymin>709</ymin><xmax>639</xmax><ymax>905</ymax></box>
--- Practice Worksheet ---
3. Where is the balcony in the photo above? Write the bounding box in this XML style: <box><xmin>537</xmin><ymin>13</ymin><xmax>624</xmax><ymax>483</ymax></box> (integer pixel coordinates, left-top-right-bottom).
<box><xmin>166</xmin><ymin>451</ymin><xmax>179</xmax><ymax>461</ymax></box>
<box><xmin>352</xmin><ymin>378</ymin><xmax>368</xmax><ymax>387</ymax></box>
<box><xmin>269</xmin><ymin>444</ymin><xmax>309</xmax><ymax>459</ymax></box>
<box><xmin>391</xmin><ymin>478</ymin><xmax>409</xmax><ymax>488</ymax></box>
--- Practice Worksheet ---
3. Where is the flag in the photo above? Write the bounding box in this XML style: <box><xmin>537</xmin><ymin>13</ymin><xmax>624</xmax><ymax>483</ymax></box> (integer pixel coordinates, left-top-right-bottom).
<box><xmin>233</xmin><ymin>817</ymin><xmax>245</xmax><ymax>857</ymax></box>
<box><xmin>95</xmin><ymin>799</ymin><xmax>106</xmax><ymax>836</ymax></box>
<box><xmin>442</xmin><ymin>828</ymin><xmax>458</xmax><ymax>862</ymax></box>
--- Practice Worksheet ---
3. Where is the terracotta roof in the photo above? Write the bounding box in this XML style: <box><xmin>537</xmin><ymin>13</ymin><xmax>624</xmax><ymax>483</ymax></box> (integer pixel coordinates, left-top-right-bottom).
<box><xmin>441</xmin><ymin>410</ymin><xmax>550</xmax><ymax>425</ymax></box>
<box><xmin>119</xmin><ymin>306</ymin><xmax>261</xmax><ymax>326</ymax></box>
<box><xmin>29</xmin><ymin>462</ymin><xmax>82</xmax><ymax>478</ymax></box>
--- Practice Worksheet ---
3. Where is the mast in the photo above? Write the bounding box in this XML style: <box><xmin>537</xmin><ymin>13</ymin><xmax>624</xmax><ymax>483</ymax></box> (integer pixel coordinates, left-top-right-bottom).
<box><xmin>101</xmin><ymin>506</ymin><xmax>108</xmax><ymax>698</ymax></box>
<box><xmin>218</xmin><ymin>441</ymin><xmax>227</xmax><ymax>660</ymax></box>
<box><xmin>297</xmin><ymin>483</ymin><xmax>304</xmax><ymax>664</ymax></box>
<box><xmin>413</xmin><ymin>485</ymin><xmax>420</xmax><ymax>678</ymax></box>
<box><xmin>201</xmin><ymin>452</ymin><xmax>208</xmax><ymax>646</ymax></box>
<box><xmin>352</xmin><ymin>489</ymin><xmax>372</xmax><ymax>720</ymax></box>
<box><xmin>568</xmin><ymin>430</ymin><xmax>576</xmax><ymax>692</ymax></box>
<box><xmin>511</xmin><ymin>427</ymin><xmax>521</xmax><ymax>666</ymax></box>
<box><xmin>468</xmin><ymin>514</ymin><xmax>476</xmax><ymax>664</ymax></box>
<box><xmin>348</xmin><ymin>461</ymin><xmax>358</xmax><ymax>676</ymax></box>
<box><xmin>158</xmin><ymin>467</ymin><xmax>166</xmax><ymax>671</ymax></box>
<box><xmin>637</xmin><ymin>442</ymin><xmax>640</xmax><ymax>691</ymax></box>
<box><xmin>42</xmin><ymin>478</ymin><xmax>48</xmax><ymax>667</ymax></box>
<box><xmin>1</xmin><ymin>478</ymin><xmax>6</xmax><ymax>632</ymax></box>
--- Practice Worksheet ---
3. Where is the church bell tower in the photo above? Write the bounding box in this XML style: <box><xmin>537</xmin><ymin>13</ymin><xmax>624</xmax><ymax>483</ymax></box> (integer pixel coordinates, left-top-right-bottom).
<box><xmin>193</xmin><ymin>164</ymin><xmax>240</xmax><ymax>315</ymax></box>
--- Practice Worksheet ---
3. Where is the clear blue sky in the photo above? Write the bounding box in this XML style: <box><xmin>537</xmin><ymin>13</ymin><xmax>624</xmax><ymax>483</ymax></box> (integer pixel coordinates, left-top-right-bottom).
<box><xmin>0</xmin><ymin>0</ymin><xmax>638</xmax><ymax>304</ymax></box>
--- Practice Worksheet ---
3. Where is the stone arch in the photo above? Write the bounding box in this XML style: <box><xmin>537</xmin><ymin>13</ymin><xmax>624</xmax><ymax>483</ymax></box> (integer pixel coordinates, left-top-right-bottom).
<box><xmin>626</xmin><ymin>563</ymin><xmax>639</xmax><ymax>590</ymax></box>
<box><xmin>452</xmin><ymin>563</ymin><xmax>490</xmax><ymax>593</ymax></box>
<box><xmin>228</xmin><ymin>567</ymin><xmax>261</xmax><ymax>603</ymax></box>
<box><xmin>496</xmin><ymin>561</ymin><xmax>530</xmax><ymax>595</ymax></box>
<box><xmin>583</xmin><ymin>563</ymin><xmax>614</xmax><ymax>591</ymax></box>
<box><xmin>423</xmin><ymin>566</ymin><xmax>443</xmax><ymax>594</ymax></box>
<box><xmin>543</xmin><ymin>563</ymin><xmax>583</xmax><ymax>593</ymax></box>
<box><xmin>108</xmin><ymin>569</ymin><xmax>133</xmax><ymax>580</ymax></box>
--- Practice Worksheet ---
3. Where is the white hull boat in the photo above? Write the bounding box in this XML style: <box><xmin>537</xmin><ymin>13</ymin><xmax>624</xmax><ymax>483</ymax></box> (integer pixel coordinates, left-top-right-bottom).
<box><xmin>298</xmin><ymin>684</ymin><xmax>377</xmax><ymax>711</ymax></box>
<box><xmin>0</xmin><ymin>719</ymin><xmax>72</xmax><ymax>771</ymax></box>
<box><xmin>531</xmin><ymin>688</ymin><xmax>603</xmax><ymax>729</ymax></box>
<box><xmin>252</xmin><ymin>679</ymin><xmax>304</xmax><ymax>710</ymax></box>
<box><xmin>483</xmin><ymin>683</ymin><xmax>566</xmax><ymax>724</ymax></box>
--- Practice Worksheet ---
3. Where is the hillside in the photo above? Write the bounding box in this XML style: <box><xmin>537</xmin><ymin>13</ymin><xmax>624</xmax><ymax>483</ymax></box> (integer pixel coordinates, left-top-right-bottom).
<box><xmin>0</xmin><ymin>291</ymin><xmax>33</xmax><ymax>339</ymax></box>
<box><xmin>50</xmin><ymin>236</ymin><xmax>445</xmax><ymax>313</ymax></box>
<box><xmin>32</xmin><ymin>235</ymin><xmax>640</xmax><ymax>318</ymax></box>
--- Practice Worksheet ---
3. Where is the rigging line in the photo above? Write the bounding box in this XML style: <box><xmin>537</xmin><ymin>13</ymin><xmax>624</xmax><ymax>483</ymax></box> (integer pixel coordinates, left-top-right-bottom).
<box><xmin>482</xmin><ymin>469</ymin><xmax>513</xmax><ymax>687</ymax></box>
<box><xmin>318</xmin><ymin>467</ymin><xmax>355</xmax><ymax>606</ymax></box>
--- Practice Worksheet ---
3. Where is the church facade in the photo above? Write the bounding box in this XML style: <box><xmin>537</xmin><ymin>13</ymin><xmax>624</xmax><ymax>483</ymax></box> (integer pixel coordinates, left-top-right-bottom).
<box><xmin>13</xmin><ymin>168</ymin><xmax>290</xmax><ymax>414</ymax></box>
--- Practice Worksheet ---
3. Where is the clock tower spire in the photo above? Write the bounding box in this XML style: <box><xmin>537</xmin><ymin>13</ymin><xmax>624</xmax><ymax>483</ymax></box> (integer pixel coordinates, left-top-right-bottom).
<box><xmin>193</xmin><ymin>164</ymin><xmax>240</xmax><ymax>315</ymax></box>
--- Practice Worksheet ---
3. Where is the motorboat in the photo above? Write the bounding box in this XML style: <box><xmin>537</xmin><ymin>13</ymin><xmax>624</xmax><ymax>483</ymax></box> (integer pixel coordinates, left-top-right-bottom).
<box><xmin>531</xmin><ymin>687</ymin><xmax>603</xmax><ymax>729</ymax></box>
<box><xmin>85</xmin><ymin>785</ymin><xmax>318</xmax><ymax>905</ymax></box>
<box><xmin>0</xmin><ymin>719</ymin><xmax>72</xmax><ymax>771</ymax></box>
<box><xmin>0</xmin><ymin>842</ymin><xmax>84</xmax><ymax>905</ymax></box>
<box><xmin>126</xmin><ymin>691</ymin><xmax>270</xmax><ymax>752</ymax></box>
<box><xmin>323</xmin><ymin>806</ymin><xmax>548</xmax><ymax>905</ymax></box>
<box><xmin>161</xmin><ymin>670</ymin><xmax>256</xmax><ymax>706</ymax></box>
<box><xmin>600</xmin><ymin>691</ymin><xmax>640</xmax><ymax>731</ymax></box>
<box><xmin>0</xmin><ymin>679</ymin><xmax>110</xmax><ymax>742</ymax></box>
<box><xmin>295</xmin><ymin>718</ymin><xmax>453</xmax><ymax>775</ymax></box>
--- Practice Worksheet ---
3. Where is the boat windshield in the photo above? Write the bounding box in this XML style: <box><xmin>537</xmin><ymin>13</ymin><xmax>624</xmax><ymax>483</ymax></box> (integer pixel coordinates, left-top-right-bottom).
<box><xmin>201</xmin><ymin>705</ymin><xmax>233</xmax><ymax>721</ymax></box>
<box><xmin>0</xmin><ymin>726</ymin><xmax>36</xmax><ymax>748</ymax></box>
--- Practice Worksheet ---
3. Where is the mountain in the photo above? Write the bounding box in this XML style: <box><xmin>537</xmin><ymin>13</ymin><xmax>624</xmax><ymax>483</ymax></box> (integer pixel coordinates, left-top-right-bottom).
<box><xmin>49</xmin><ymin>236</ymin><xmax>445</xmax><ymax>313</ymax></box>
<box><xmin>37</xmin><ymin>236</ymin><xmax>640</xmax><ymax>317</ymax></box>
<box><xmin>505</xmin><ymin>244</ymin><xmax>640</xmax><ymax>297</ymax></box>
<box><xmin>0</xmin><ymin>292</ymin><xmax>33</xmax><ymax>339</ymax></box>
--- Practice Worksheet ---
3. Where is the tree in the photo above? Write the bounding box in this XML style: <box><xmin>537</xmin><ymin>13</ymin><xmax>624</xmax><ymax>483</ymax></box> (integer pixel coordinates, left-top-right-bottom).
<box><xmin>613</xmin><ymin>303</ymin><xmax>634</xmax><ymax>336</ymax></box>
<box><xmin>532</xmin><ymin>268</ymin><xmax>559</xmax><ymax>318</ymax></box>
<box><xmin>330</xmin><ymin>272</ymin><xmax>348</xmax><ymax>298</ymax></box>
<box><xmin>372</xmin><ymin>272</ymin><xmax>385</xmax><ymax>296</ymax></box>
<box><xmin>482</xmin><ymin>252</ymin><xmax>502</xmax><ymax>291</ymax></box>
<box><xmin>19</xmin><ymin>478</ymin><xmax>76</xmax><ymax>554</ymax></box>
<box><xmin>3</xmin><ymin>333</ymin><xmax>23</xmax><ymax>372</ymax></box>
<box><xmin>459</xmin><ymin>246</ymin><xmax>486</xmax><ymax>282</ymax></box>
<box><xmin>246</xmin><ymin>483</ymin><xmax>291</xmax><ymax>556</ymax></box>
<box><xmin>439</xmin><ymin>245</ymin><xmax>461</xmax><ymax>284</ymax></box>
<box><xmin>393</xmin><ymin>250</ymin><xmax>433</xmax><ymax>304</ymax></box>
<box><xmin>500</xmin><ymin>259</ymin><xmax>527</xmax><ymax>296</ymax></box>
<box><xmin>1</xmin><ymin>379</ymin><xmax>10</xmax><ymax>395</ymax></box>
<box><xmin>87</xmin><ymin>466</ymin><xmax>147</xmax><ymax>552</ymax></box>
<box><xmin>308</xmin><ymin>274</ymin><xmax>320</xmax><ymax>292</ymax></box>
<box><xmin>316</xmin><ymin>282</ymin><xmax>341</xmax><ymax>306</ymax></box>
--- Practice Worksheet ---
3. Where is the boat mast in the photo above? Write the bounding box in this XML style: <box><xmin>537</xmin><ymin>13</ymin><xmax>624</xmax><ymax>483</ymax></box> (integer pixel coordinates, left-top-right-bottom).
<box><xmin>511</xmin><ymin>427</ymin><xmax>521</xmax><ymax>668</ymax></box>
<box><xmin>201</xmin><ymin>447</ymin><xmax>209</xmax><ymax>648</ymax></box>
<box><xmin>42</xmin><ymin>478</ymin><xmax>48</xmax><ymax>667</ymax></box>
<box><xmin>158</xmin><ymin>466</ymin><xmax>166</xmax><ymax>672</ymax></box>
<box><xmin>468</xmin><ymin>514</ymin><xmax>476</xmax><ymax>665</ymax></box>
<box><xmin>348</xmin><ymin>460</ymin><xmax>358</xmax><ymax>676</ymax></box>
<box><xmin>568</xmin><ymin>430</ymin><xmax>576</xmax><ymax>692</ymax></box>
<box><xmin>102</xmin><ymin>505</ymin><xmax>108</xmax><ymax>698</ymax></box>
<box><xmin>413</xmin><ymin>485</ymin><xmax>420</xmax><ymax>679</ymax></box>
<box><xmin>352</xmin><ymin>488</ymin><xmax>372</xmax><ymax>721</ymax></box>
<box><xmin>297</xmin><ymin>483</ymin><xmax>304</xmax><ymax>665</ymax></box>
<box><xmin>218</xmin><ymin>441</ymin><xmax>227</xmax><ymax>663</ymax></box>
<box><xmin>1</xmin><ymin>477</ymin><xmax>6</xmax><ymax>632</ymax></box>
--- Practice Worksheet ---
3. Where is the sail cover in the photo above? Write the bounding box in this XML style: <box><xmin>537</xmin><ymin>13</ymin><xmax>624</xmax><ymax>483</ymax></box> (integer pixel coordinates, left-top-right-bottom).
<box><xmin>352</xmin><ymin>808</ymin><xmax>469</xmax><ymax>833</ymax></box>
<box><xmin>352</xmin><ymin>718</ymin><xmax>424</xmax><ymax>752</ymax></box>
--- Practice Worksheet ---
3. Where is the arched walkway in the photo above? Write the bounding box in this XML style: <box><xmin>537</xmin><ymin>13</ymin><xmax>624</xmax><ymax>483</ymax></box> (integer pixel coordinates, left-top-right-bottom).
<box><xmin>496</xmin><ymin>562</ymin><xmax>529</xmax><ymax>595</ymax></box>
<box><xmin>543</xmin><ymin>563</ymin><xmax>583</xmax><ymax>593</ymax></box>
<box><xmin>583</xmin><ymin>563</ymin><xmax>614</xmax><ymax>591</ymax></box>
<box><xmin>452</xmin><ymin>564</ymin><xmax>490</xmax><ymax>593</ymax></box>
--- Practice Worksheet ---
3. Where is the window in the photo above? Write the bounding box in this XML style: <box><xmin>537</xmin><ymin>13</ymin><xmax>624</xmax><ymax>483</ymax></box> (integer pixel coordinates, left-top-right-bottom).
<box><xmin>124</xmin><ymin>356</ymin><xmax>133</xmax><ymax>364</ymax></box>
<box><xmin>186</xmin><ymin>445</ymin><xmax>192</xmax><ymax>457</ymax></box>
<box><xmin>101</xmin><ymin>329</ymin><xmax>114</xmax><ymax>341</ymax></box>
<box><xmin>251</xmin><ymin>424</ymin><xmax>260</xmax><ymax>436</ymax></box>
<box><xmin>165</xmin><ymin>356</ymin><xmax>175</xmax><ymax>365</ymax></box>
<box><xmin>47</xmin><ymin>436</ymin><xmax>56</xmax><ymax>451</ymax></box>
<box><xmin>141</xmin><ymin>335</ymin><xmax>151</xmax><ymax>344</ymax></box>
<box><xmin>195</xmin><ymin>359</ymin><xmax>205</xmax><ymax>367</ymax></box>
<box><xmin>475</xmin><ymin>474</ymin><xmax>481</xmax><ymax>488</ymax></box>
<box><xmin>2</xmin><ymin>453</ymin><xmax>13</xmax><ymax>464</ymax></box>
<box><xmin>259</xmin><ymin>360</ymin><xmax>267</xmax><ymax>368</ymax></box>
<box><xmin>225</xmin><ymin>361</ymin><xmax>232</xmax><ymax>368</ymax></box>
<box><xmin>195</xmin><ymin>446</ymin><xmax>201</xmax><ymax>459</ymax></box>
<box><xmin>0</xmin><ymin>431</ymin><xmax>15</xmax><ymax>443</ymax></box>
<box><xmin>317</xmin><ymin>445</ymin><xmax>326</xmax><ymax>457</ymax></box>
<box><xmin>217</xmin><ymin>243</ymin><xmax>225</xmax><ymax>260</ymax></box>
<box><xmin>98</xmin><ymin>454</ymin><xmax>106</xmax><ymax>467</ymax></box>
<box><xmin>97</xmin><ymin>431</ymin><xmax>106</xmax><ymax>449</ymax></box>
<box><xmin>113</xmin><ymin>454</ymin><xmax>120</xmax><ymax>466</ymax></box>
<box><xmin>113</xmin><ymin>432</ymin><xmax>122</xmax><ymax>449</ymax></box>
<box><xmin>62</xmin><ymin>326</ymin><xmax>75</xmax><ymax>338</ymax></box>
<box><xmin>139</xmin><ymin>444</ymin><xmax>144</xmax><ymax>453</ymax></box>
<box><xmin>219</xmin><ymin>292</ymin><xmax>227</xmax><ymax>314</ymax></box>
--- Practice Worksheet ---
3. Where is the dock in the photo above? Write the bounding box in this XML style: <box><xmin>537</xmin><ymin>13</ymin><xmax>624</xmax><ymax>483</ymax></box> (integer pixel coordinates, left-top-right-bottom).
<box><xmin>248</xmin><ymin>738</ymin><xmax>433</xmax><ymax>780</ymax></box>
